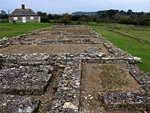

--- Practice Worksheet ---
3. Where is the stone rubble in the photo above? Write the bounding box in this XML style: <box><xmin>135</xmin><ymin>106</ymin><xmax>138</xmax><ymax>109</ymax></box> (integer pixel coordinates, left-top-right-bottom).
<box><xmin>0</xmin><ymin>95</ymin><xmax>39</xmax><ymax>113</ymax></box>
<box><xmin>100</xmin><ymin>92</ymin><xmax>150</xmax><ymax>111</ymax></box>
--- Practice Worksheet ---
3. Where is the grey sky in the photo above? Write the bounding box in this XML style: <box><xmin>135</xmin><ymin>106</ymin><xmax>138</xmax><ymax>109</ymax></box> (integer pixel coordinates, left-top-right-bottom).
<box><xmin>0</xmin><ymin>0</ymin><xmax>150</xmax><ymax>14</ymax></box>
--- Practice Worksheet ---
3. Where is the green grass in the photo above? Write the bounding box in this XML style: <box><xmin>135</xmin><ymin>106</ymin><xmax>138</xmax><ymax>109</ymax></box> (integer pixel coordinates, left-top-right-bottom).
<box><xmin>70</xmin><ymin>21</ymin><xmax>150</xmax><ymax>42</ymax></box>
<box><xmin>102</xmin><ymin>23</ymin><xmax>150</xmax><ymax>42</ymax></box>
<box><xmin>93</xmin><ymin>26</ymin><xmax>150</xmax><ymax>72</ymax></box>
<box><xmin>0</xmin><ymin>23</ymin><xmax>53</xmax><ymax>39</ymax></box>
<box><xmin>68</xmin><ymin>21</ymin><xmax>102</xmax><ymax>26</ymax></box>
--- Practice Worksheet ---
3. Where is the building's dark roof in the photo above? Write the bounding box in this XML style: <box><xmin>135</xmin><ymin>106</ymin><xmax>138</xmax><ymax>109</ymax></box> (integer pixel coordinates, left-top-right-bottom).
<box><xmin>9</xmin><ymin>9</ymin><xmax>38</xmax><ymax>16</ymax></box>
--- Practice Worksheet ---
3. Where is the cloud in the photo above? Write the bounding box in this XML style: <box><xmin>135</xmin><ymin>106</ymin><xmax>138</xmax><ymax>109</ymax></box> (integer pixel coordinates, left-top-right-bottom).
<box><xmin>0</xmin><ymin>0</ymin><xmax>150</xmax><ymax>14</ymax></box>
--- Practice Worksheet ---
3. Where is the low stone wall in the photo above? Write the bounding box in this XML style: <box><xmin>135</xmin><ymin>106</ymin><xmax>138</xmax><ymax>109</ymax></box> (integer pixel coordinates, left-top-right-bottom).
<box><xmin>100</xmin><ymin>92</ymin><xmax>150</xmax><ymax>111</ymax></box>
<box><xmin>128</xmin><ymin>64</ymin><xmax>150</xmax><ymax>93</ymax></box>
<box><xmin>0</xmin><ymin>53</ymin><xmax>137</xmax><ymax>67</ymax></box>
<box><xmin>51</xmin><ymin>59</ymin><xmax>81</xmax><ymax>113</ymax></box>
<box><xmin>108</xmin><ymin>29</ymin><xmax>147</xmax><ymax>42</ymax></box>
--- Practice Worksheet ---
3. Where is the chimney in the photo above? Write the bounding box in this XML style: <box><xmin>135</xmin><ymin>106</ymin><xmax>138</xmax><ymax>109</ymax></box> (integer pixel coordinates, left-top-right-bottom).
<box><xmin>22</xmin><ymin>4</ymin><xmax>25</xmax><ymax>9</ymax></box>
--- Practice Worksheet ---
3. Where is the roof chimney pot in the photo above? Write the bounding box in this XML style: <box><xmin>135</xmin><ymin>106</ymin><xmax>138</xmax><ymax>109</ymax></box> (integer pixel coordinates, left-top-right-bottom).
<box><xmin>22</xmin><ymin>4</ymin><xmax>25</xmax><ymax>9</ymax></box>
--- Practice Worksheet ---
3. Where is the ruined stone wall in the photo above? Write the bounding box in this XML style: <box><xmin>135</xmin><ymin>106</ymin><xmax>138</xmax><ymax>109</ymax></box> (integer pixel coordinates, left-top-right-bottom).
<box><xmin>0</xmin><ymin>25</ymin><xmax>149</xmax><ymax>113</ymax></box>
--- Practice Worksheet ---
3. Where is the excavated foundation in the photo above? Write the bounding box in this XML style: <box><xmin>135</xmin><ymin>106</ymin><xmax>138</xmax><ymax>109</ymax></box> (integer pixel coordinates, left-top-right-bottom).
<box><xmin>0</xmin><ymin>25</ymin><xmax>149</xmax><ymax>113</ymax></box>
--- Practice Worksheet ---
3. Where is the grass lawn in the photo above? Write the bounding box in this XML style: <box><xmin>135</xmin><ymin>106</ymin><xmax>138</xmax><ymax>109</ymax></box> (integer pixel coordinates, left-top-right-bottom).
<box><xmin>103</xmin><ymin>23</ymin><xmax>150</xmax><ymax>42</ymax></box>
<box><xmin>0</xmin><ymin>23</ymin><xmax>53</xmax><ymax>39</ymax></box>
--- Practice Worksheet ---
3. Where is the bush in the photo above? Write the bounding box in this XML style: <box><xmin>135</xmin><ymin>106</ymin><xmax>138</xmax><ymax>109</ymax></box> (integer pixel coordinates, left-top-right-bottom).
<box><xmin>60</xmin><ymin>13</ymin><xmax>71</xmax><ymax>24</ymax></box>
<box><xmin>41</xmin><ymin>17</ymin><xmax>50</xmax><ymax>23</ymax></box>
<box><xmin>139</xmin><ymin>21</ymin><xmax>150</xmax><ymax>25</ymax></box>
<box><xmin>121</xmin><ymin>19</ymin><xmax>150</xmax><ymax>25</ymax></box>
<box><xmin>121</xmin><ymin>19</ymin><xmax>138</xmax><ymax>25</ymax></box>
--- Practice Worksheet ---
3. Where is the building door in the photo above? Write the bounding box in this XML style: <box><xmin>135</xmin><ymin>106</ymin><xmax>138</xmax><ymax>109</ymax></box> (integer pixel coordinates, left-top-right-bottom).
<box><xmin>38</xmin><ymin>16</ymin><xmax>41</xmax><ymax>22</ymax></box>
<box><xmin>22</xmin><ymin>17</ymin><xmax>26</xmax><ymax>23</ymax></box>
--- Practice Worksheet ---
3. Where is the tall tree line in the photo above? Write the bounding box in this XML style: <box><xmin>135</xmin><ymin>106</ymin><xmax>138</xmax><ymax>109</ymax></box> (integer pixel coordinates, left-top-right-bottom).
<box><xmin>38</xmin><ymin>9</ymin><xmax>150</xmax><ymax>25</ymax></box>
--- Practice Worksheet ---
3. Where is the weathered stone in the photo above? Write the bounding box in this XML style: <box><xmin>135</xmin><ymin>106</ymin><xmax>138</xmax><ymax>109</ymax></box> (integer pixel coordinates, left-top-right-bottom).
<box><xmin>86</xmin><ymin>47</ymin><xmax>100</xmax><ymax>54</ymax></box>
<box><xmin>100</xmin><ymin>92</ymin><xmax>150</xmax><ymax>111</ymax></box>
<box><xmin>51</xmin><ymin>59</ymin><xmax>81</xmax><ymax>113</ymax></box>
<box><xmin>0</xmin><ymin>25</ymin><xmax>149</xmax><ymax>113</ymax></box>
<box><xmin>0</xmin><ymin>95</ymin><xmax>39</xmax><ymax>113</ymax></box>
<box><xmin>134</xmin><ymin>57</ymin><xmax>142</xmax><ymax>63</ymax></box>
<box><xmin>0</xmin><ymin>65</ymin><xmax>53</xmax><ymax>95</ymax></box>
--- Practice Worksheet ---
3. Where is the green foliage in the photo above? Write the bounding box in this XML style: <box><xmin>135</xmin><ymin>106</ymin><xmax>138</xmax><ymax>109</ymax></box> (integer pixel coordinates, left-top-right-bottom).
<box><xmin>41</xmin><ymin>17</ymin><xmax>50</xmax><ymax>23</ymax></box>
<box><xmin>97</xmin><ymin>10</ymin><xmax>107</xmax><ymax>15</ymax></box>
<box><xmin>0</xmin><ymin>10</ymin><xmax>8</xmax><ymax>19</ymax></box>
<box><xmin>60</xmin><ymin>13</ymin><xmax>71</xmax><ymax>24</ymax></box>
<box><xmin>121</xmin><ymin>19</ymin><xmax>150</xmax><ymax>25</ymax></box>
<box><xmin>37</xmin><ymin>12</ymin><xmax>50</xmax><ymax>23</ymax></box>
<box><xmin>106</xmin><ymin>9</ymin><xmax>119</xmax><ymax>17</ymax></box>
<box><xmin>127</xmin><ymin>9</ymin><xmax>133</xmax><ymax>15</ymax></box>
<box><xmin>33</xmin><ymin>9</ymin><xmax>150</xmax><ymax>25</ymax></box>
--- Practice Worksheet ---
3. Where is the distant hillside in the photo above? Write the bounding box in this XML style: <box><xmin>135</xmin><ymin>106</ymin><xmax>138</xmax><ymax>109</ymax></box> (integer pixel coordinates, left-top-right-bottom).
<box><xmin>72</xmin><ymin>10</ymin><xmax>108</xmax><ymax>15</ymax></box>
<box><xmin>72</xmin><ymin>11</ymin><xmax>97</xmax><ymax>15</ymax></box>
<box><xmin>97</xmin><ymin>10</ymin><xmax>107</xmax><ymax>15</ymax></box>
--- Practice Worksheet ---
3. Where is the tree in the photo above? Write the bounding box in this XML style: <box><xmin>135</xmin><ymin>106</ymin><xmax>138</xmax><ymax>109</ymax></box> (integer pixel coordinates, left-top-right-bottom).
<box><xmin>60</xmin><ymin>13</ymin><xmax>71</xmax><ymax>24</ymax></box>
<box><xmin>100</xmin><ymin>13</ymin><xmax>107</xmax><ymax>18</ymax></box>
<box><xmin>127</xmin><ymin>9</ymin><xmax>133</xmax><ymax>15</ymax></box>
<box><xmin>106</xmin><ymin>9</ymin><xmax>119</xmax><ymax>17</ymax></box>
<box><xmin>120</xmin><ymin>10</ymin><xmax>126</xmax><ymax>15</ymax></box>
<box><xmin>48</xmin><ymin>14</ymin><xmax>53</xmax><ymax>20</ymax></box>
<box><xmin>41</xmin><ymin>13</ymin><xmax>47</xmax><ymax>16</ymax></box>
<box><xmin>37</xmin><ymin>11</ymin><xmax>42</xmax><ymax>16</ymax></box>
<box><xmin>1</xmin><ymin>10</ymin><xmax>6</xmax><ymax>15</ymax></box>
<box><xmin>71</xmin><ymin>15</ymin><xmax>80</xmax><ymax>21</ymax></box>
<box><xmin>0</xmin><ymin>10</ymin><xmax>8</xmax><ymax>19</ymax></box>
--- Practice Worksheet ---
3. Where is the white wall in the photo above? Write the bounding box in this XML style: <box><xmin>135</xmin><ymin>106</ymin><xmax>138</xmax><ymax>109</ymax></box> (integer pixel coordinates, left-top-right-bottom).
<box><xmin>38</xmin><ymin>16</ymin><xmax>41</xmax><ymax>22</ymax></box>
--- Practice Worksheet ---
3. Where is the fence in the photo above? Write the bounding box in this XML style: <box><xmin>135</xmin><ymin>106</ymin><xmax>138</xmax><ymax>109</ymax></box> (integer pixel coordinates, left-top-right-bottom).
<box><xmin>0</xmin><ymin>19</ymin><xmax>9</xmax><ymax>23</ymax></box>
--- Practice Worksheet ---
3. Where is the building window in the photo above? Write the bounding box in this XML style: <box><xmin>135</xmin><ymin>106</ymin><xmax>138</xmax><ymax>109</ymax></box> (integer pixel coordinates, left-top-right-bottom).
<box><xmin>30</xmin><ymin>16</ymin><xmax>34</xmax><ymax>20</ymax></box>
<box><xmin>13</xmin><ymin>17</ymin><xmax>18</xmax><ymax>20</ymax></box>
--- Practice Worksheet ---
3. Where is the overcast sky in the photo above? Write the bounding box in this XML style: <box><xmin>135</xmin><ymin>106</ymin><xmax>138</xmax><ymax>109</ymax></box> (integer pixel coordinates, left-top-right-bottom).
<box><xmin>0</xmin><ymin>0</ymin><xmax>150</xmax><ymax>14</ymax></box>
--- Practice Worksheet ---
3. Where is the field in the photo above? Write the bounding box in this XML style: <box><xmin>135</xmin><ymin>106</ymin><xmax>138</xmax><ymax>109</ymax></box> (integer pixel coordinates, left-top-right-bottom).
<box><xmin>104</xmin><ymin>24</ymin><xmax>150</xmax><ymax>42</ymax></box>
<box><xmin>0</xmin><ymin>23</ymin><xmax>53</xmax><ymax>39</ymax></box>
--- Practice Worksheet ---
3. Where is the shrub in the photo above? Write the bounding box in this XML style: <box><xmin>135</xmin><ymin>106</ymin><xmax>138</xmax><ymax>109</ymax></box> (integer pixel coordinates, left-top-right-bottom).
<box><xmin>41</xmin><ymin>17</ymin><xmax>50</xmax><ymax>23</ymax></box>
